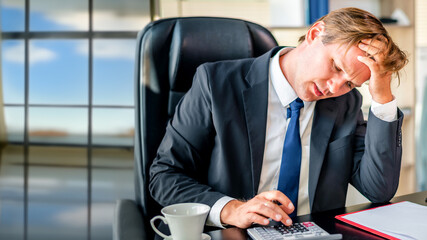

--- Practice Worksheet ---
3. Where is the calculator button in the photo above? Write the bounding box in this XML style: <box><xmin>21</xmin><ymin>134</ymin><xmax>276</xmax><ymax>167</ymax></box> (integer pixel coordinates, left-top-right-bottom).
<box><xmin>303</xmin><ymin>222</ymin><xmax>314</xmax><ymax>227</ymax></box>
<box><xmin>247</xmin><ymin>221</ymin><xmax>332</xmax><ymax>240</ymax></box>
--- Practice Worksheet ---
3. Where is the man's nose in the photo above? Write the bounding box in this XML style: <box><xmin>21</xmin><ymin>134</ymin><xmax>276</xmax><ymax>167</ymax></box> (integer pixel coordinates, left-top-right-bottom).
<box><xmin>327</xmin><ymin>77</ymin><xmax>346</xmax><ymax>94</ymax></box>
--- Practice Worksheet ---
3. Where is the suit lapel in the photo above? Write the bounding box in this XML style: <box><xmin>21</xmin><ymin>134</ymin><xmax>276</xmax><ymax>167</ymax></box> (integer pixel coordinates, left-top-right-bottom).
<box><xmin>243</xmin><ymin>83</ymin><xmax>268</xmax><ymax>196</ymax></box>
<box><xmin>242</xmin><ymin>47</ymin><xmax>281</xmax><ymax>196</ymax></box>
<box><xmin>309</xmin><ymin>98</ymin><xmax>339</xmax><ymax>209</ymax></box>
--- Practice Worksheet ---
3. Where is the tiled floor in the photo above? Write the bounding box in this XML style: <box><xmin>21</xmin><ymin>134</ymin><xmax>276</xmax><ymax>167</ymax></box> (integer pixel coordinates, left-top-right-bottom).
<box><xmin>0</xmin><ymin>144</ymin><xmax>134</xmax><ymax>240</ymax></box>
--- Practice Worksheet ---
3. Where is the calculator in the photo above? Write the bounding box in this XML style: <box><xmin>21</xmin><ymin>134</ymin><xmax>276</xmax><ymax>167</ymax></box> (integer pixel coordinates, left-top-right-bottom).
<box><xmin>247</xmin><ymin>221</ymin><xmax>342</xmax><ymax>240</ymax></box>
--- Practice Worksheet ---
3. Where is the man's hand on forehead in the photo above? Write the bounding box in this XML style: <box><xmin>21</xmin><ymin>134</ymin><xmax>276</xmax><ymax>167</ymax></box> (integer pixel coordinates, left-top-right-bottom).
<box><xmin>359</xmin><ymin>38</ymin><xmax>387</xmax><ymax>62</ymax></box>
<box><xmin>357</xmin><ymin>38</ymin><xmax>389</xmax><ymax>76</ymax></box>
<box><xmin>357</xmin><ymin>37</ymin><xmax>393</xmax><ymax>104</ymax></box>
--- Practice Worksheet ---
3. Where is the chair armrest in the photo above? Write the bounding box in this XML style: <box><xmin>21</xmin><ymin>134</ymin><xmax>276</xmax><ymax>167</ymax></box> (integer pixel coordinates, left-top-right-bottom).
<box><xmin>113</xmin><ymin>199</ymin><xmax>148</xmax><ymax>240</ymax></box>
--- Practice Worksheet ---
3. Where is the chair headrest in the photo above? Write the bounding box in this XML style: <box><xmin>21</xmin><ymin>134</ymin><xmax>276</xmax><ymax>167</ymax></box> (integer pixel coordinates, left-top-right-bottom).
<box><xmin>168</xmin><ymin>18</ymin><xmax>253</xmax><ymax>92</ymax></box>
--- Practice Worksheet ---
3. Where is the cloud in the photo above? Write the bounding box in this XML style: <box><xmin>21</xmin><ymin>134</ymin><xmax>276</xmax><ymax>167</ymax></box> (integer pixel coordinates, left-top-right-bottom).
<box><xmin>3</xmin><ymin>42</ymin><xmax>56</xmax><ymax>64</ymax></box>
<box><xmin>92</xmin><ymin>11</ymin><xmax>150</xmax><ymax>31</ymax></box>
<box><xmin>3</xmin><ymin>0</ymin><xmax>149</xmax><ymax>31</ymax></box>
<box><xmin>76</xmin><ymin>39</ymin><xmax>136</xmax><ymax>60</ymax></box>
<box><xmin>30</xmin><ymin>44</ymin><xmax>57</xmax><ymax>63</ymax></box>
<box><xmin>3</xmin><ymin>43</ymin><xmax>25</xmax><ymax>63</ymax></box>
<box><xmin>47</xmin><ymin>12</ymin><xmax>89</xmax><ymax>31</ymax></box>
<box><xmin>46</xmin><ymin>11</ymin><xmax>149</xmax><ymax>31</ymax></box>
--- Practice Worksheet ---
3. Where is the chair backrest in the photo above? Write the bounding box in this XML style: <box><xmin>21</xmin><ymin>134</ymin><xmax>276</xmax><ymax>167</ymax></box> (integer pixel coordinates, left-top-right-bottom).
<box><xmin>134</xmin><ymin>17</ymin><xmax>277</xmax><ymax>237</ymax></box>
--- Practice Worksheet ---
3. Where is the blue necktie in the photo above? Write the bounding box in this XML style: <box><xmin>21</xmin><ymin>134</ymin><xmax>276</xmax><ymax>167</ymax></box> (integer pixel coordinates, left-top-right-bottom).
<box><xmin>277</xmin><ymin>98</ymin><xmax>304</xmax><ymax>218</ymax></box>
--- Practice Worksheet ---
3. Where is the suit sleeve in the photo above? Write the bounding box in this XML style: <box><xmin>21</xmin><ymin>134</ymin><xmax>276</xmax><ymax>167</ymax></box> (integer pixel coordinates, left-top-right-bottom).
<box><xmin>351</xmin><ymin>108</ymin><xmax>403</xmax><ymax>202</ymax></box>
<box><xmin>149</xmin><ymin>65</ymin><xmax>226</xmax><ymax>208</ymax></box>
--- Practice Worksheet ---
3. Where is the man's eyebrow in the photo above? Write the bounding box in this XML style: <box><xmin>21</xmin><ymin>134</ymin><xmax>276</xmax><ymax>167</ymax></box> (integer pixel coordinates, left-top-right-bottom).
<box><xmin>337</xmin><ymin>60</ymin><xmax>363</xmax><ymax>88</ymax></box>
<box><xmin>337</xmin><ymin>59</ymin><xmax>350</xmax><ymax>76</ymax></box>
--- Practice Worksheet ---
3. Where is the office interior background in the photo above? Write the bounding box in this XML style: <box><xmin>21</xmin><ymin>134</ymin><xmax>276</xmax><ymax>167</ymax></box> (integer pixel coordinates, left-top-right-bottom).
<box><xmin>0</xmin><ymin>0</ymin><xmax>426</xmax><ymax>239</ymax></box>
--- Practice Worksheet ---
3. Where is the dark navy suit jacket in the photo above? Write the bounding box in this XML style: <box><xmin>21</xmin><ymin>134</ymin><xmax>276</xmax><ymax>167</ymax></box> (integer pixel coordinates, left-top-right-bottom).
<box><xmin>149</xmin><ymin>47</ymin><xmax>403</xmax><ymax>214</ymax></box>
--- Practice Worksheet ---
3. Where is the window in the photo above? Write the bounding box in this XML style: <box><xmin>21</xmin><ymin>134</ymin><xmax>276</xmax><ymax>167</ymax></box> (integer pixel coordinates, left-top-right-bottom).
<box><xmin>0</xmin><ymin>0</ymin><xmax>150</xmax><ymax>239</ymax></box>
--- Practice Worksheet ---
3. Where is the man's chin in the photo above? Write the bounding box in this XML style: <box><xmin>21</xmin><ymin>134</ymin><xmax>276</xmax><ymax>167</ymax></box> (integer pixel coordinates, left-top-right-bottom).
<box><xmin>299</xmin><ymin>95</ymin><xmax>317</xmax><ymax>102</ymax></box>
<box><xmin>302</xmin><ymin>93</ymin><xmax>331</xmax><ymax>102</ymax></box>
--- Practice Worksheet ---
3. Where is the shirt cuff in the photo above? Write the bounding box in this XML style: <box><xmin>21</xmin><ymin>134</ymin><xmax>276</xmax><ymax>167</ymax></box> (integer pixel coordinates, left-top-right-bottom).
<box><xmin>370</xmin><ymin>97</ymin><xmax>398</xmax><ymax>122</ymax></box>
<box><xmin>206</xmin><ymin>196</ymin><xmax>235</xmax><ymax>228</ymax></box>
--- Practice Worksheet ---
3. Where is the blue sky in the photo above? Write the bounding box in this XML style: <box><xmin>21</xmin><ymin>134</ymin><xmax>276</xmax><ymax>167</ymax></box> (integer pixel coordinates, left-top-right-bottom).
<box><xmin>1</xmin><ymin>5</ymin><xmax>25</xmax><ymax>32</ymax></box>
<box><xmin>1</xmin><ymin>5</ymin><xmax>136</xmax><ymax>142</ymax></box>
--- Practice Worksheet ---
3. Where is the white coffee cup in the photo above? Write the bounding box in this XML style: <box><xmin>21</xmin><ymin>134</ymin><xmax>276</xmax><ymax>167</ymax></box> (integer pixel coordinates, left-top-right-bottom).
<box><xmin>150</xmin><ymin>203</ymin><xmax>211</xmax><ymax>240</ymax></box>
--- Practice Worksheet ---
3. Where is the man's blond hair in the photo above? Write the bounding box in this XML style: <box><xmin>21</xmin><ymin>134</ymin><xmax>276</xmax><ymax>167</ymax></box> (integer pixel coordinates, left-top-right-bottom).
<box><xmin>299</xmin><ymin>7</ymin><xmax>408</xmax><ymax>77</ymax></box>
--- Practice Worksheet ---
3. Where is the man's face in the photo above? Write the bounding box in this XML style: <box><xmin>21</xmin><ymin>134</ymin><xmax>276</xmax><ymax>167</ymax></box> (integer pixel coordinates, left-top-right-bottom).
<box><xmin>292</xmin><ymin>37</ymin><xmax>371</xmax><ymax>102</ymax></box>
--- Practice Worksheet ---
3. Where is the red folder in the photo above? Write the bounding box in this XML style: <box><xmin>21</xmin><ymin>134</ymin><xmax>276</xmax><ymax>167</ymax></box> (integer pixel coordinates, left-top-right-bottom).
<box><xmin>335</xmin><ymin>203</ymin><xmax>401</xmax><ymax>240</ymax></box>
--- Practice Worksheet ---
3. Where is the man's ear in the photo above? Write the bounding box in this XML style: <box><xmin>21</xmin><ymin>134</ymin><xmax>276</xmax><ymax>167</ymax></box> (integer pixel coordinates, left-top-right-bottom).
<box><xmin>306</xmin><ymin>21</ymin><xmax>325</xmax><ymax>44</ymax></box>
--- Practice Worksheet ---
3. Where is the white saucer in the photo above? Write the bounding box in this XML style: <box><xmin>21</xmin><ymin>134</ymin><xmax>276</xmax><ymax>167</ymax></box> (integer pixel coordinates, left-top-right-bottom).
<box><xmin>202</xmin><ymin>233</ymin><xmax>211</xmax><ymax>240</ymax></box>
<box><xmin>164</xmin><ymin>233</ymin><xmax>211</xmax><ymax>240</ymax></box>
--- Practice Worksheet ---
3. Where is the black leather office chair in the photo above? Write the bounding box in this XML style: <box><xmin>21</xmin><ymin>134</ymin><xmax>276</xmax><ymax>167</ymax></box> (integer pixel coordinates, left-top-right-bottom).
<box><xmin>113</xmin><ymin>17</ymin><xmax>278</xmax><ymax>240</ymax></box>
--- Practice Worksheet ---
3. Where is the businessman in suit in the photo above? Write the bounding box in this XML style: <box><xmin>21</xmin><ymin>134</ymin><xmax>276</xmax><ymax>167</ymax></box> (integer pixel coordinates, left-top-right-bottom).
<box><xmin>149</xmin><ymin>7</ymin><xmax>408</xmax><ymax>229</ymax></box>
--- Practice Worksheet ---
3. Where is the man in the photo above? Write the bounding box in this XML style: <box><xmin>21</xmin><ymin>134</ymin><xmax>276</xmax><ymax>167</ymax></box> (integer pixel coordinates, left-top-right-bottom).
<box><xmin>149</xmin><ymin>7</ymin><xmax>408</xmax><ymax>229</ymax></box>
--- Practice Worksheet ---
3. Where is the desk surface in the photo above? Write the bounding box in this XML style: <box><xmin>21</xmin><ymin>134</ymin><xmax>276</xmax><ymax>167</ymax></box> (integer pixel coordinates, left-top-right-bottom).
<box><xmin>206</xmin><ymin>191</ymin><xmax>427</xmax><ymax>240</ymax></box>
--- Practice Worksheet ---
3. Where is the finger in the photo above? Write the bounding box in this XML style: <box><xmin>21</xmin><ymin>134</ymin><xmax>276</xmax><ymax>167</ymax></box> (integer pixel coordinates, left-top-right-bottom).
<box><xmin>259</xmin><ymin>191</ymin><xmax>295</xmax><ymax>222</ymax></box>
<box><xmin>252</xmin><ymin>201</ymin><xmax>284</xmax><ymax>222</ymax></box>
<box><xmin>280</xmin><ymin>215</ymin><xmax>293</xmax><ymax>226</ymax></box>
<box><xmin>358</xmin><ymin>42</ymin><xmax>381</xmax><ymax>58</ymax></box>
<box><xmin>246</xmin><ymin>200</ymin><xmax>285</xmax><ymax>223</ymax></box>
<box><xmin>358</xmin><ymin>55</ymin><xmax>392</xmax><ymax>81</ymax></box>
<box><xmin>261</xmin><ymin>201</ymin><xmax>292</xmax><ymax>222</ymax></box>
<box><xmin>267</xmin><ymin>203</ymin><xmax>293</xmax><ymax>226</ymax></box>
<box><xmin>246</xmin><ymin>212</ymin><xmax>270</xmax><ymax>226</ymax></box>
<box><xmin>262</xmin><ymin>191</ymin><xmax>295</xmax><ymax>213</ymax></box>
<box><xmin>359</xmin><ymin>39</ymin><xmax>388</xmax><ymax>63</ymax></box>
<box><xmin>357</xmin><ymin>55</ymin><xmax>376</xmax><ymax>70</ymax></box>
<box><xmin>361</xmin><ymin>37</ymin><xmax>387</xmax><ymax>49</ymax></box>
<box><xmin>278</xmin><ymin>202</ymin><xmax>295</xmax><ymax>215</ymax></box>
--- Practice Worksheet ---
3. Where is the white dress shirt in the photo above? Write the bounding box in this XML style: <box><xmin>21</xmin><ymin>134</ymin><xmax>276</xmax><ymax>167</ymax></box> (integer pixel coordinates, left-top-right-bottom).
<box><xmin>257</xmin><ymin>47</ymin><xmax>314</xmax><ymax>216</ymax></box>
<box><xmin>206</xmin><ymin>47</ymin><xmax>398</xmax><ymax>228</ymax></box>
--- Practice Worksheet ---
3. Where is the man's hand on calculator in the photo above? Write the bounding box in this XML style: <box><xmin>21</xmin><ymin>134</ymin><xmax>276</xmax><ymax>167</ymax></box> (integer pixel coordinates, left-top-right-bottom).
<box><xmin>220</xmin><ymin>191</ymin><xmax>295</xmax><ymax>228</ymax></box>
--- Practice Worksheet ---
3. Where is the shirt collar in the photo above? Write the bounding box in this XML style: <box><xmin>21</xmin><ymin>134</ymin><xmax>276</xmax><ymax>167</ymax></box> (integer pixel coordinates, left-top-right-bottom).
<box><xmin>270</xmin><ymin>47</ymin><xmax>299</xmax><ymax>108</ymax></box>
